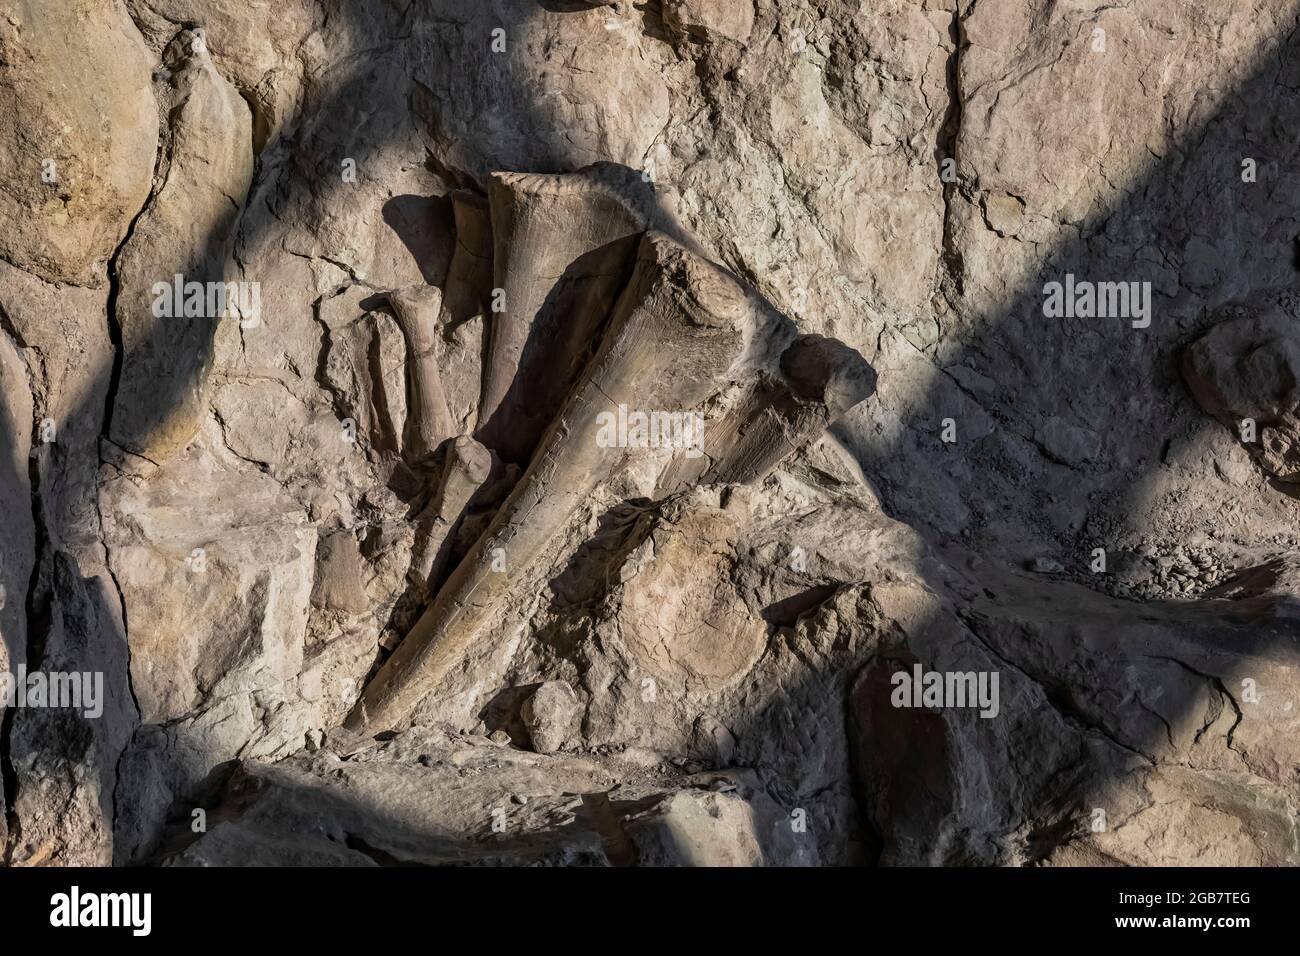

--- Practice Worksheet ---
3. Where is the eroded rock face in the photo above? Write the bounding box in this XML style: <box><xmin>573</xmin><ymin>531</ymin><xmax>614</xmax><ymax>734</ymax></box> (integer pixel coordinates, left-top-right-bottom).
<box><xmin>101</xmin><ymin>447</ymin><xmax>316</xmax><ymax>724</ymax></box>
<box><xmin>3</xmin><ymin>0</ymin><xmax>1300</xmax><ymax>871</ymax></box>
<box><xmin>161</xmin><ymin>728</ymin><xmax>808</xmax><ymax>867</ymax></box>
<box><xmin>110</xmin><ymin>28</ymin><xmax>255</xmax><ymax>462</ymax></box>
<box><xmin>0</xmin><ymin>0</ymin><xmax>158</xmax><ymax>285</ymax></box>
<box><xmin>1184</xmin><ymin>293</ymin><xmax>1300</xmax><ymax>483</ymax></box>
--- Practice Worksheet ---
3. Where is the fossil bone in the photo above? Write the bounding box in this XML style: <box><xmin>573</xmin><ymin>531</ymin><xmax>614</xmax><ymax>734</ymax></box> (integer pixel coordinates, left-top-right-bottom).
<box><xmin>442</xmin><ymin>189</ymin><xmax>494</xmax><ymax>328</ymax></box>
<box><xmin>658</xmin><ymin>333</ymin><xmax>877</xmax><ymax>493</ymax></box>
<box><xmin>347</xmin><ymin>231</ymin><xmax>755</xmax><ymax>732</ymax></box>
<box><xmin>476</xmin><ymin>164</ymin><xmax>660</xmax><ymax>463</ymax></box>
<box><xmin>408</xmin><ymin>435</ymin><xmax>494</xmax><ymax>597</ymax></box>
<box><xmin>385</xmin><ymin>285</ymin><xmax>456</xmax><ymax>462</ymax></box>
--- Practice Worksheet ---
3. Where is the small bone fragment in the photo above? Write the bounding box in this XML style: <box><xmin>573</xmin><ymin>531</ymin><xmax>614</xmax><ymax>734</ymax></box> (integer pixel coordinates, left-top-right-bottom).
<box><xmin>347</xmin><ymin>232</ymin><xmax>752</xmax><ymax>732</ymax></box>
<box><xmin>385</xmin><ymin>285</ymin><xmax>455</xmax><ymax>462</ymax></box>
<box><xmin>408</xmin><ymin>435</ymin><xmax>493</xmax><ymax>595</ymax></box>
<box><xmin>477</xmin><ymin>164</ymin><xmax>659</xmax><ymax>463</ymax></box>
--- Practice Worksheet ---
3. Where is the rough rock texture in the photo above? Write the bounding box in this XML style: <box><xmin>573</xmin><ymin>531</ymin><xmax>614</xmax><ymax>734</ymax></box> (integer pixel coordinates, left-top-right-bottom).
<box><xmin>2</xmin><ymin>0</ymin><xmax>1299</xmax><ymax>869</ymax></box>
<box><xmin>110</xmin><ymin>27</ymin><xmax>255</xmax><ymax>462</ymax></box>
<box><xmin>1184</xmin><ymin>292</ymin><xmax>1300</xmax><ymax>483</ymax></box>
<box><xmin>520</xmin><ymin>681</ymin><xmax>580</xmax><ymax>754</ymax></box>
<box><xmin>0</xmin><ymin>0</ymin><xmax>159</xmax><ymax>285</ymax></box>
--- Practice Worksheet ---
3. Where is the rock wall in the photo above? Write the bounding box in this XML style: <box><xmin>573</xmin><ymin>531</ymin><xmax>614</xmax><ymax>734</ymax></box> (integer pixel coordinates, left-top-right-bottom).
<box><xmin>1</xmin><ymin>0</ymin><xmax>1297</xmax><ymax>867</ymax></box>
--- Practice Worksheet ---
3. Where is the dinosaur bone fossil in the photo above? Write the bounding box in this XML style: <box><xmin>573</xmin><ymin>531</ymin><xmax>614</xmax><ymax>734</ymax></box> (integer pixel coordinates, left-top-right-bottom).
<box><xmin>408</xmin><ymin>435</ymin><xmax>493</xmax><ymax>597</ymax></box>
<box><xmin>347</xmin><ymin>231</ymin><xmax>755</xmax><ymax>731</ymax></box>
<box><xmin>345</xmin><ymin>166</ymin><xmax>874</xmax><ymax>736</ymax></box>
<box><xmin>658</xmin><ymin>333</ymin><xmax>877</xmax><ymax>493</ymax></box>
<box><xmin>442</xmin><ymin>189</ymin><xmax>494</xmax><ymax>329</ymax></box>
<box><xmin>385</xmin><ymin>285</ymin><xmax>456</xmax><ymax>462</ymax></box>
<box><xmin>476</xmin><ymin>164</ymin><xmax>661</xmax><ymax>463</ymax></box>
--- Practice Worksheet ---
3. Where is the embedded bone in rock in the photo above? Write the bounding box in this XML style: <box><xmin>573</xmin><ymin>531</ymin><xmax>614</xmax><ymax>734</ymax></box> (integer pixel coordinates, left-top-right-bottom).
<box><xmin>385</xmin><ymin>285</ymin><xmax>457</xmax><ymax>463</ymax></box>
<box><xmin>310</xmin><ymin>531</ymin><xmax>371</xmax><ymax>615</ymax></box>
<box><xmin>660</xmin><ymin>333</ymin><xmax>876</xmax><ymax>493</ymax></box>
<box><xmin>442</xmin><ymin>190</ymin><xmax>495</xmax><ymax>327</ymax></box>
<box><xmin>109</xmin><ymin>30</ymin><xmax>253</xmax><ymax>462</ymax></box>
<box><xmin>1183</xmin><ymin>294</ymin><xmax>1300</xmax><ymax>482</ymax></box>
<box><xmin>476</xmin><ymin>165</ymin><xmax>660</xmax><ymax>463</ymax></box>
<box><xmin>162</xmin><ymin>729</ymin><xmax>806</xmax><ymax>866</ymax></box>
<box><xmin>347</xmin><ymin>232</ymin><xmax>753</xmax><ymax>732</ymax></box>
<box><xmin>409</xmin><ymin>435</ymin><xmax>493</xmax><ymax>596</ymax></box>
<box><xmin>14</xmin><ymin>0</ymin><xmax>1300</xmax><ymax>875</ymax></box>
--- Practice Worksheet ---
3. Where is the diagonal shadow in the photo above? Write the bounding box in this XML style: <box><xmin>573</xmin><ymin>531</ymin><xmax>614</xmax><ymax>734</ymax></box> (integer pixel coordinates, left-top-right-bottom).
<box><xmin>2</xmin><ymin>0</ymin><xmax>1299</xmax><ymax>866</ymax></box>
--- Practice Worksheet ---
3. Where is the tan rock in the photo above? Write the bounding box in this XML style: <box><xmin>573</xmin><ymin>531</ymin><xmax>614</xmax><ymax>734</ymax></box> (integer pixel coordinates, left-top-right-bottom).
<box><xmin>0</xmin><ymin>0</ymin><xmax>158</xmax><ymax>284</ymax></box>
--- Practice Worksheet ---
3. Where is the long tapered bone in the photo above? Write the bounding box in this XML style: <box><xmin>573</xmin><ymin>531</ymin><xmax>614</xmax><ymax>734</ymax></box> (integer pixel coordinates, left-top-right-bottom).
<box><xmin>442</xmin><ymin>190</ymin><xmax>494</xmax><ymax>326</ymax></box>
<box><xmin>477</xmin><ymin>164</ymin><xmax>660</xmax><ymax>463</ymax></box>
<box><xmin>346</xmin><ymin>232</ymin><xmax>752</xmax><ymax>732</ymax></box>
<box><xmin>408</xmin><ymin>435</ymin><xmax>493</xmax><ymax>596</ymax></box>
<box><xmin>658</xmin><ymin>334</ymin><xmax>876</xmax><ymax>494</ymax></box>
<box><xmin>385</xmin><ymin>285</ymin><xmax>455</xmax><ymax>462</ymax></box>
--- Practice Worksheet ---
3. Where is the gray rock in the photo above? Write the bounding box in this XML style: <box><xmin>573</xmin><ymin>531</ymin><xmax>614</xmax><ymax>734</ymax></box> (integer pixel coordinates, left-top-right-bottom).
<box><xmin>1184</xmin><ymin>295</ymin><xmax>1300</xmax><ymax>483</ymax></box>
<box><xmin>521</xmin><ymin>681</ymin><xmax>581</xmax><ymax>755</ymax></box>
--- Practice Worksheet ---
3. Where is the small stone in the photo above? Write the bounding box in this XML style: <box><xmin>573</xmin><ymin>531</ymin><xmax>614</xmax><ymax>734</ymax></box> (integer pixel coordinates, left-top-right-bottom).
<box><xmin>1030</xmin><ymin>557</ymin><xmax>1064</xmax><ymax>574</ymax></box>
<box><xmin>511</xmin><ymin>793</ymin><xmax>528</xmax><ymax>805</ymax></box>
<box><xmin>520</xmin><ymin>681</ymin><xmax>581</xmax><ymax>754</ymax></box>
<box><xmin>489</xmin><ymin>730</ymin><xmax>511</xmax><ymax>746</ymax></box>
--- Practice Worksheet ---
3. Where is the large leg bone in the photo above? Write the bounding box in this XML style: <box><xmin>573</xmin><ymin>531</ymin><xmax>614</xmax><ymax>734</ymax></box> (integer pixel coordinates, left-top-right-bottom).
<box><xmin>408</xmin><ymin>435</ymin><xmax>494</xmax><ymax>597</ymax></box>
<box><xmin>386</xmin><ymin>285</ymin><xmax>455</xmax><ymax>462</ymax></box>
<box><xmin>476</xmin><ymin>164</ymin><xmax>658</xmax><ymax>463</ymax></box>
<box><xmin>658</xmin><ymin>333</ymin><xmax>875</xmax><ymax>493</ymax></box>
<box><xmin>347</xmin><ymin>232</ymin><xmax>753</xmax><ymax>732</ymax></box>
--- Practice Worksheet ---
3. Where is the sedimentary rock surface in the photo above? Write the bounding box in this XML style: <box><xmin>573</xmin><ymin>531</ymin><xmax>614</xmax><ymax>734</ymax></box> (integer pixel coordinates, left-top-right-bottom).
<box><xmin>1</xmin><ymin>0</ymin><xmax>1298</xmax><ymax>870</ymax></box>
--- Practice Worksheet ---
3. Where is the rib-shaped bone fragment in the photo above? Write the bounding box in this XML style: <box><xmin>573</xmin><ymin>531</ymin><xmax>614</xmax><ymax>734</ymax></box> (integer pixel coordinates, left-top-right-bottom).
<box><xmin>442</xmin><ymin>190</ymin><xmax>494</xmax><ymax>326</ymax></box>
<box><xmin>409</xmin><ymin>435</ymin><xmax>493</xmax><ymax>596</ymax></box>
<box><xmin>477</xmin><ymin>164</ymin><xmax>660</xmax><ymax>463</ymax></box>
<box><xmin>347</xmin><ymin>232</ymin><xmax>752</xmax><ymax>732</ymax></box>
<box><xmin>658</xmin><ymin>334</ymin><xmax>876</xmax><ymax>493</ymax></box>
<box><xmin>386</xmin><ymin>285</ymin><xmax>455</xmax><ymax>462</ymax></box>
